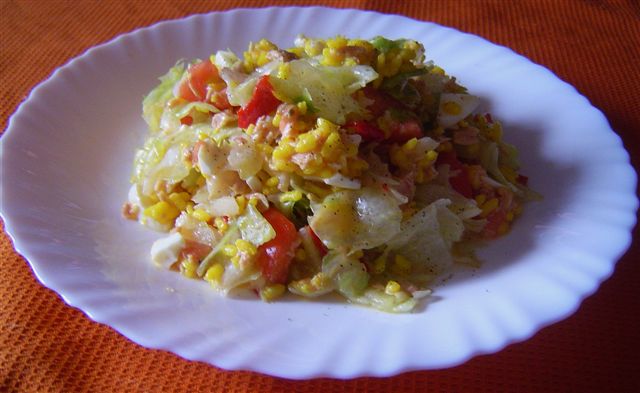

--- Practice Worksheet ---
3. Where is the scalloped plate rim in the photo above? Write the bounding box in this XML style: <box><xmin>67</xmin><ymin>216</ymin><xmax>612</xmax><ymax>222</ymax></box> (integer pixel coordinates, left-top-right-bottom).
<box><xmin>1</xmin><ymin>6</ymin><xmax>637</xmax><ymax>379</ymax></box>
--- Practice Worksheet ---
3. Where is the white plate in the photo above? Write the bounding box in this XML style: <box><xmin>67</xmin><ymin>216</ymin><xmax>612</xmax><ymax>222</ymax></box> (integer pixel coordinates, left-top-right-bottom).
<box><xmin>1</xmin><ymin>6</ymin><xmax>637</xmax><ymax>379</ymax></box>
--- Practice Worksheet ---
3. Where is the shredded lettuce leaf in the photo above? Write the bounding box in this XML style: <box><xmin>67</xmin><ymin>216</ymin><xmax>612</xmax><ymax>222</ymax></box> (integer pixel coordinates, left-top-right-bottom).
<box><xmin>174</xmin><ymin>101</ymin><xmax>220</xmax><ymax>119</ymax></box>
<box><xmin>349</xmin><ymin>287</ymin><xmax>418</xmax><ymax>313</ymax></box>
<box><xmin>237</xmin><ymin>204</ymin><xmax>276</xmax><ymax>247</ymax></box>
<box><xmin>142</xmin><ymin>63</ymin><xmax>185</xmax><ymax>132</ymax></box>
<box><xmin>269</xmin><ymin>59</ymin><xmax>378</xmax><ymax>124</ymax></box>
<box><xmin>196</xmin><ymin>224</ymin><xmax>240</xmax><ymax>277</ymax></box>
<box><xmin>322</xmin><ymin>251</ymin><xmax>369</xmax><ymax>298</ymax></box>
<box><xmin>309</xmin><ymin>187</ymin><xmax>401</xmax><ymax>252</ymax></box>
<box><xmin>388</xmin><ymin>199</ymin><xmax>464</xmax><ymax>275</ymax></box>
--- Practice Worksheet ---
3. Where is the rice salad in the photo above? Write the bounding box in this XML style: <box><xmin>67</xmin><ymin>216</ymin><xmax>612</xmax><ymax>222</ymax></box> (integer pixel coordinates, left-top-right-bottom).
<box><xmin>123</xmin><ymin>35</ymin><xmax>535</xmax><ymax>313</ymax></box>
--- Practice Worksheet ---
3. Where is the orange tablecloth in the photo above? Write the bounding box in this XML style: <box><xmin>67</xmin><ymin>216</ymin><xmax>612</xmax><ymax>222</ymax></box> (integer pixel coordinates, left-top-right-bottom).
<box><xmin>2</xmin><ymin>1</ymin><xmax>639</xmax><ymax>391</ymax></box>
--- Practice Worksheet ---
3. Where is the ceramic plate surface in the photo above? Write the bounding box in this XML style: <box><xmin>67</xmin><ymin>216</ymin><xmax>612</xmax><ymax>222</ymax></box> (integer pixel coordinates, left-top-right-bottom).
<box><xmin>1</xmin><ymin>6</ymin><xmax>637</xmax><ymax>379</ymax></box>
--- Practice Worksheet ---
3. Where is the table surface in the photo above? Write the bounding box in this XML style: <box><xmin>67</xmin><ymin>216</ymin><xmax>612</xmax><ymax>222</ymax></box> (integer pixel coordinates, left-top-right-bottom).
<box><xmin>1</xmin><ymin>1</ymin><xmax>639</xmax><ymax>392</ymax></box>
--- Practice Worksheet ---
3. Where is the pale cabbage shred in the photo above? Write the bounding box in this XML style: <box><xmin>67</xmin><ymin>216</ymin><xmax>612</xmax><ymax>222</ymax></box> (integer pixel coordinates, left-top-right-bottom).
<box><xmin>126</xmin><ymin>35</ymin><xmax>526</xmax><ymax>313</ymax></box>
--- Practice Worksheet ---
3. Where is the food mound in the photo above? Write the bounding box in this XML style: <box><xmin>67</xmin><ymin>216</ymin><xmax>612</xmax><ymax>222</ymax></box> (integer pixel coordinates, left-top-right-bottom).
<box><xmin>123</xmin><ymin>35</ymin><xmax>534</xmax><ymax>312</ymax></box>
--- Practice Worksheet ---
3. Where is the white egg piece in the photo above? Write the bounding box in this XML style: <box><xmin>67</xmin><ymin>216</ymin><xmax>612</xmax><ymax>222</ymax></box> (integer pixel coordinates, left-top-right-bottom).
<box><xmin>438</xmin><ymin>93</ymin><xmax>480</xmax><ymax>128</ymax></box>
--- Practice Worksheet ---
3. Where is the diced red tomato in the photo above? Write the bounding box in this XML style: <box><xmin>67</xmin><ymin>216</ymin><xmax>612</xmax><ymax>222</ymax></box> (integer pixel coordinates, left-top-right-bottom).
<box><xmin>180</xmin><ymin>240</ymin><xmax>212</xmax><ymax>261</ymax></box>
<box><xmin>237</xmin><ymin>76</ymin><xmax>282</xmax><ymax>128</ymax></box>
<box><xmin>387</xmin><ymin>118</ymin><xmax>423</xmax><ymax>143</ymax></box>
<box><xmin>209</xmin><ymin>89</ymin><xmax>232</xmax><ymax>111</ymax></box>
<box><xmin>345</xmin><ymin>120</ymin><xmax>385</xmax><ymax>142</ymax></box>
<box><xmin>438</xmin><ymin>151</ymin><xmax>473</xmax><ymax>198</ymax></box>
<box><xmin>180</xmin><ymin>116</ymin><xmax>193</xmax><ymax>126</ymax></box>
<box><xmin>483</xmin><ymin>210</ymin><xmax>507</xmax><ymax>238</ymax></box>
<box><xmin>257</xmin><ymin>208</ymin><xmax>298</xmax><ymax>284</ymax></box>
<box><xmin>178</xmin><ymin>60</ymin><xmax>221</xmax><ymax>102</ymax></box>
<box><xmin>307</xmin><ymin>226</ymin><xmax>328</xmax><ymax>257</ymax></box>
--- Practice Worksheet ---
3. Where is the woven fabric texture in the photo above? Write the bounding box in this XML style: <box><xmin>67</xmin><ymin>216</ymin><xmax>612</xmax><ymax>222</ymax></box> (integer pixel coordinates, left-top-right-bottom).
<box><xmin>1</xmin><ymin>0</ymin><xmax>639</xmax><ymax>392</ymax></box>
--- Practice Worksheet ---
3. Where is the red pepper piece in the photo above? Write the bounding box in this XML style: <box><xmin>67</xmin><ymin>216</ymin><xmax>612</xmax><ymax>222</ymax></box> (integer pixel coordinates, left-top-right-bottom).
<box><xmin>257</xmin><ymin>208</ymin><xmax>298</xmax><ymax>284</ymax></box>
<box><xmin>237</xmin><ymin>76</ymin><xmax>282</xmax><ymax>128</ymax></box>
<box><xmin>438</xmin><ymin>151</ymin><xmax>473</xmax><ymax>198</ymax></box>
<box><xmin>345</xmin><ymin>120</ymin><xmax>385</xmax><ymax>142</ymax></box>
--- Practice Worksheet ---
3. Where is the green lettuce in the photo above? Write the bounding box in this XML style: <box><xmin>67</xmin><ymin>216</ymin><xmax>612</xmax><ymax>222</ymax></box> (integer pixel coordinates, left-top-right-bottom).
<box><xmin>142</xmin><ymin>62</ymin><xmax>185</xmax><ymax>132</ymax></box>
<box><xmin>237</xmin><ymin>204</ymin><xmax>276</xmax><ymax>247</ymax></box>
<box><xmin>269</xmin><ymin>59</ymin><xmax>378</xmax><ymax>124</ymax></box>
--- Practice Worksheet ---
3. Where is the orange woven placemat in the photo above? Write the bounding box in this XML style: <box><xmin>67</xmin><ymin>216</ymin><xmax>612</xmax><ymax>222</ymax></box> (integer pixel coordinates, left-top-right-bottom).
<box><xmin>1</xmin><ymin>0</ymin><xmax>639</xmax><ymax>391</ymax></box>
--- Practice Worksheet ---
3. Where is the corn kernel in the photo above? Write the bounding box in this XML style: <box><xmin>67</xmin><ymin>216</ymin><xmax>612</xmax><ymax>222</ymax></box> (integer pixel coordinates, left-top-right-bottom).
<box><xmin>179</xmin><ymin>257</ymin><xmax>198</xmax><ymax>279</ymax></box>
<box><xmin>315</xmin><ymin>118</ymin><xmax>337</xmax><ymax>138</ymax></box>
<box><xmin>192</xmin><ymin>208</ymin><xmax>211</xmax><ymax>222</ymax></box>
<box><xmin>320</xmin><ymin>131</ymin><xmax>343</xmax><ymax>161</ymax></box>
<box><xmin>236</xmin><ymin>195</ymin><xmax>247</xmax><ymax>214</ymax></box>
<box><xmin>385</xmin><ymin>280</ymin><xmax>401</xmax><ymax>295</ymax></box>
<box><xmin>260</xmin><ymin>284</ymin><xmax>286</xmax><ymax>302</ymax></box>
<box><xmin>277</xmin><ymin>62</ymin><xmax>291</xmax><ymax>79</ymax></box>
<box><xmin>235</xmin><ymin>239</ymin><xmax>257</xmax><ymax>255</ymax></box>
<box><xmin>326</xmin><ymin>36</ymin><xmax>347</xmax><ymax>49</ymax></box>
<box><xmin>223</xmin><ymin>244</ymin><xmax>238</xmax><ymax>257</ymax></box>
<box><xmin>431</xmin><ymin>65</ymin><xmax>445</xmax><ymax>75</ymax></box>
<box><xmin>318</xmin><ymin>168</ymin><xmax>335</xmax><ymax>179</ymax></box>
<box><xmin>506</xmin><ymin>211</ymin><xmax>515</xmax><ymax>222</ymax></box>
<box><xmin>272</xmin><ymin>160</ymin><xmax>297</xmax><ymax>172</ymax></box>
<box><xmin>295</xmin><ymin>132</ymin><xmax>318</xmax><ymax>153</ymax></box>
<box><xmin>168</xmin><ymin>192</ymin><xmax>191</xmax><ymax>210</ymax></box>
<box><xmin>204</xmin><ymin>263</ymin><xmax>224</xmax><ymax>284</ymax></box>
<box><xmin>272</xmin><ymin>113</ymin><xmax>281</xmax><ymax>127</ymax></box>
<box><xmin>475</xmin><ymin>194</ymin><xmax>487</xmax><ymax>206</ymax></box>
<box><xmin>296</xmin><ymin>100</ymin><xmax>308</xmax><ymax>115</ymax></box>
<box><xmin>265</xmin><ymin>176</ymin><xmax>280</xmax><ymax>187</ymax></box>
<box><xmin>310</xmin><ymin>272</ymin><xmax>329</xmax><ymax>288</ymax></box>
<box><xmin>272</xmin><ymin>143</ymin><xmax>295</xmax><ymax>160</ymax></box>
<box><xmin>262</xmin><ymin>186</ymin><xmax>276</xmax><ymax>195</ymax></box>
<box><xmin>303</xmin><ymin>181</ymin><xmax>331</xmax><ymax>198</ymax></box>
<box><xmin>425</xmin><ymin>150</ymin><xmax>438</xmax><ymax>162</ymax></box>
<box><xmin>287</xmin><ymin>46</ymin><xmax>305</xmax><ymax>57</ymax></box>
<box><xmin>481</xmin><ymin>198</ymin><xmax>500</xmax><ymax>217</ymax></box>
<box><xmin>280</xmin><ymin>189</ymin><xmax>303</xmax><ymax>203</ymax></box>
<box><xmin>214</xmin><ymin>217</ymin><xmax>228</xmax><ymax>233</ymax></box>
<box><xmin>231</xmin><ymin>254</ymin><xmax>241</xmax><ymax>268</ymax></box>
<box><xmin>344</xmin><ymin>58</ymin><xmax>357</xmax><ymax>66</ymax></box>
<box><xmin>143</xmin><ymin>201</ymin><xmax>180</xmax><ymax>225</ymax></box>
<box><xmin>402</xmin><ymin>137</ymin><xmax>418</xmax><ymax>152</ymax></box>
